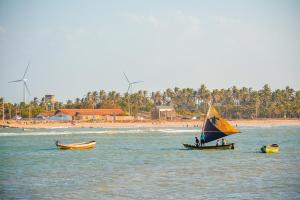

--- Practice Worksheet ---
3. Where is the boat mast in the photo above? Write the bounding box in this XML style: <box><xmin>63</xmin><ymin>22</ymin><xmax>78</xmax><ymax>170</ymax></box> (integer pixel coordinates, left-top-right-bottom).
<box><xmin>201</xmin><ymin>102</ymin><xmax>211</xmax><ymax>133</ymax></box>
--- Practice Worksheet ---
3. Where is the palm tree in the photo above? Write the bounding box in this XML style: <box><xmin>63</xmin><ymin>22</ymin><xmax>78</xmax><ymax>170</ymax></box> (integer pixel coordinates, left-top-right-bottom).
<box><xmin>294</xmin><ymin>91</ymin><xmax>300</xmax><ymax>118</ymax></box>
<box><xmin>283</xmin><ymin>86</ymin><xmax>295</xmax><ymax>118</ymax></box>
<box><xmin>232</xmin><ymin>86</ymin><xmax>239</xmax><ymax>104</ymax></box>
<box><xmin>250</xmin><ymin>91</ymin><xmax>260</xmax><ymax>118</ymax></box>
<box><xmin>211</xmin><ymin>89</ymin><xmax>221</xmax><ymax>105</ymax></box>
<box><xmin>259</xmin><ymin>84</ymin><xmax>272</xmax><ymax>117</ymax></box>
<box><xmin>2</xmin><ymin>84</ymin><xmax>299</xmax><ymax>120</ymax></box>
<box><xmin>197</xmin><ymin>84</ymin><xmax>211</xmax><ymax>113</ymax></box>
<box><xmin>154</xmin><ymin>91</ymin><xmax>162</xmax><ymax>106</ymax></box>
<box><xmin>92</xmin><ymin>91</ymin><xmax>98</xmax><ymax>108</ymax></box>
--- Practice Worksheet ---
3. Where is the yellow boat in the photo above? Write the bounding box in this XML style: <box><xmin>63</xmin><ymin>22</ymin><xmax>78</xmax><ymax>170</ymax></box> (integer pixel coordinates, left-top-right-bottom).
<box><xmin>261</xmin><ymin>144</ymin><xmax>279</xmax><ymax>153</ymax></box>
<box><xmin>56</xmin><ymin>140</ymin><xmax>96</xmax><ymax>150</ymax></box>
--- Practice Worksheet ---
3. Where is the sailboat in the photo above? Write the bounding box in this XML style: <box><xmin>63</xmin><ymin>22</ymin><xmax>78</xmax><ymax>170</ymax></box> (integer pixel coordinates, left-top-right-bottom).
<box><xmin>183</xmin><ymin>105</ymin><xmax>240</xmax><ymax>150</ymax></box>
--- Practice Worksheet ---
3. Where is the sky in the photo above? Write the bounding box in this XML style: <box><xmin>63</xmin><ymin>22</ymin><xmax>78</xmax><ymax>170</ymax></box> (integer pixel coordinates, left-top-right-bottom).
<box><xmin>0</xmin><ymin>0</ymin><xmax>299</xmax><ymax>103</ymax></box>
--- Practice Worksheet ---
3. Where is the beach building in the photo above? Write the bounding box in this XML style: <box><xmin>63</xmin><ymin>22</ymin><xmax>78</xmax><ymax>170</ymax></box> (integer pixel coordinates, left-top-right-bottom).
<box><xmin>151</xmin><ymin>106</ymin><xmax>176</xmax><ymax>120</ymax></box>
<box><xmin>136</xmin><ymin>112</ymin><xmax>152</xmax><ymax>120</ymax></box>
<box><xmin>36</xmin><ymin>110</ymin><xmax>71</xmax><ymax>120</ymax></box>
<box><xmin>37</xmin><ymin>111</ymin><xmax>55</xmax><ymax>118</ymax></box>
<box><xmin>54</xmin><ymin>108</ymin><xmax>125</xmax><ymax>121</ymax></box>
<box><xmin>44</xmin><ymin>95</ymin><xmax>57</xmax><ymax>111</ymax></box>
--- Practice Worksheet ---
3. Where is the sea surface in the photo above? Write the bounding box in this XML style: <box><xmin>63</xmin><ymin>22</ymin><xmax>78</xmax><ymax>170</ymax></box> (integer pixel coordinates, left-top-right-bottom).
<box><xmin>0</xmin><ymin>125</ymin><xmax>299</xmax><ymax>200</ymax></box>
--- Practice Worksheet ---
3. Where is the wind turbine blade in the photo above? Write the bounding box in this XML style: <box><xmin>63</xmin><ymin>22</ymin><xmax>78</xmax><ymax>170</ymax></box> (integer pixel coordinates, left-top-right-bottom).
<box><xmin>8</xmin><ymin>79</ymin><xmax>23</xmax><ymax>83</ymax></box>
<box><xmin>24</xmin><ymin>82</ymin><xmax>31</xmax><ymax>96</ymax></box>
<box><xmin>123</xmin><ymin>72</ymin><xmax>130</xmax><ymax>84</ymax></box>
<box><xmin>22</xmin><ymin>62</ymin><xmax>30</xmax><ymax>79</ymax></box>
<box><xmin>131</xmin><ymin>81</ymin><xmax>144</xmax><ymax>84</ymax></box>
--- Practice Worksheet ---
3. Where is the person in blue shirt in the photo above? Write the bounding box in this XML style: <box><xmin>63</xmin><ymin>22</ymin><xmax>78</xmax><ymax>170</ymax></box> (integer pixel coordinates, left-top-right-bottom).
<box><xmin>200</xmin><ymin>132</ymin><xmax>206</xmax><ymax>147</ymax></box>
<box><xmin>221</xmin><ymin>138</ymin><xmax>227</xmax><ymax>146</ymax></box>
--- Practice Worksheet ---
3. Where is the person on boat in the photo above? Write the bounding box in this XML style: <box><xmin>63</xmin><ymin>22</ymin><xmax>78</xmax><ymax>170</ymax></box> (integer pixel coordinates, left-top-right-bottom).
<box><xmin>195</xmin><ymin>137</ymin><xmax>200</xmax><ymax>147</ymax></box>
<box><xmin>221</xmin><ymin>138</ymin><xmax>227</xmax><ymax>146</ymax></box>
<box><xmin>200</xmin><ymin>132</ymin><xmax>206</xmax><ymax>147</ymax></box>
<box><xmin>216</xmin><ymin>139</ymin><xmax>221</xmax><ymax>146</ymax></box>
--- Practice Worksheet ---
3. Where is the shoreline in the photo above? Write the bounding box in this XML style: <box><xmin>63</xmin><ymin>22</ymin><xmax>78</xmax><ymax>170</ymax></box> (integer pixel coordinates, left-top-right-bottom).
<box><xmin>0</xmin><ymin>119</ymin><xmax>299</xmax><ymax>129</ymax></box>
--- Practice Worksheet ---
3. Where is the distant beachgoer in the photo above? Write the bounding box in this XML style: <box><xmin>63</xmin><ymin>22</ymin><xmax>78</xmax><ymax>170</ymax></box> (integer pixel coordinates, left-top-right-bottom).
<box><xmin>200</xmin><ymin>132</ymin><xmax>206</xmax><ymax>147</ymax></box>
<box><xmin>195</xmin><ymin>137</ymin><xmax>200</xmax><ymax>147</ymax></box>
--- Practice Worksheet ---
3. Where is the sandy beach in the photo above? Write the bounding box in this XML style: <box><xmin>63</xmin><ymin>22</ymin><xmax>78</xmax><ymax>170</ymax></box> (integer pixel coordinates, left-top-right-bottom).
<box><xmin>1</xmin><ymin>119</ymin><xmax>299</xmax><ymax>129</ymax></box>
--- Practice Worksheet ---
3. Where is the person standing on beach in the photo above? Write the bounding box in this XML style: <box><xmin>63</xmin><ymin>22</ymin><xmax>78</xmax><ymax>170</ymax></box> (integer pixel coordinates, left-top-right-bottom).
<box><xmin>200</xmin><ymin>132</ymin><xmax>206</xmax><ymax>147</ymax></box>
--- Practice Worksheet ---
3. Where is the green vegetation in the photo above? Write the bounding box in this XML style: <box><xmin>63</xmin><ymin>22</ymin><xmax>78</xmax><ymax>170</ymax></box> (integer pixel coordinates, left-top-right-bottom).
<box><xmin>1</xmin><ymin>84</ymin><xmax>300</xmax><ymax>119</ymax></box>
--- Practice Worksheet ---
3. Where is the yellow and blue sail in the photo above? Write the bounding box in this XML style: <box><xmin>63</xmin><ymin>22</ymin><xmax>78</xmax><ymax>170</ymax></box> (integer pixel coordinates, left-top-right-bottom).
<box><xmin>203</xmin><ymin>106</ymin><xmax>240</xmax><ymax>143</ymax></box>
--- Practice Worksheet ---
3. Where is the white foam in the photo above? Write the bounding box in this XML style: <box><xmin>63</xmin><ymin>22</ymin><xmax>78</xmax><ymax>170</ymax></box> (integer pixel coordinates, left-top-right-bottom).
<box><xmin>0</xmin><ymin>127</ymin><xmax>200</xmax><ymax>136</ymax></box>
<box><xmin>157</xmin><ymin>129</ymin><xmax>199</xmax><ymax>133</ymax></box>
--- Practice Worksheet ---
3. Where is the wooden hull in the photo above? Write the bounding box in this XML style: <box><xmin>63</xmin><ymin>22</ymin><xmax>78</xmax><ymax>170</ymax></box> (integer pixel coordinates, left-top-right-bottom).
<box><xmin>183</xmin><ymin>143</ymin><xmax>234</xmax><ymax>150</ymax></box>
<box><xmin>56</xmin><ymin>141</ymin><xmax>96</xmax><ymax>150</ymax></box>
<box><xmin>261</xmin><ymin>144</ymin><xmax>279</xmax><ymax>153</ymax></box>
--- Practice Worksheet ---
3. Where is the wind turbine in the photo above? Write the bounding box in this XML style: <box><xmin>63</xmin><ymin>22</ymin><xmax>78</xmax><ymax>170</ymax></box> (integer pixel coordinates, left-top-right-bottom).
<box><xmin>123</xmin><ymin>72</ymin><xmax>143</xmax><ymax>94</ymax></box>
<box><xmin>8</xmin><ymin>62</ymin><xmax>31</xmax><ymax>103</ymax></box>
<box><xmin>123</xmin><ymin>72</ymin><xmax>143</xmax><ymax>116</ymax></box>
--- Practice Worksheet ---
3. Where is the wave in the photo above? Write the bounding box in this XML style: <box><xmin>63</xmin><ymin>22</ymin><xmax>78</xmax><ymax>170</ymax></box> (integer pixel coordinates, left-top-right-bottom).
<box><xmin>0</xmin><ymin>127</ymin><xmax>200</xmax><ymax>136</ymax></box>
<box><xmin>237</xmin><ymin>124</ymin><xmax>300</xmax><ymax>129</ymax></box>
<box><xmin>157</xmin><ymin>129</ymin><xmax>199</xmax><ymax>133</ymax></box>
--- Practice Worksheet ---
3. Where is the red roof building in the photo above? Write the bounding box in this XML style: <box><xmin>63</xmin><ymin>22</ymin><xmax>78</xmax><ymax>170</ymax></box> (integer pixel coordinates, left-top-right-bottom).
<box><xmin>38</xmin><ymin>111</ymin><xmax>55</xmax><ymax>117</ymax></box>
<box><xmin>54</xmin><ymin>108</ymin><xmax>125</xmax><ymax>121</ymax></box>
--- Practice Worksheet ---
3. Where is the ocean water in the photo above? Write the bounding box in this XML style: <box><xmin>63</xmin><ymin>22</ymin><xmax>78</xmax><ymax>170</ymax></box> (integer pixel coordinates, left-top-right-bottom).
<box><xmin>0</xmin><ymin>126</ymin><xmax>299</xmax><ymax>200</ymax></box>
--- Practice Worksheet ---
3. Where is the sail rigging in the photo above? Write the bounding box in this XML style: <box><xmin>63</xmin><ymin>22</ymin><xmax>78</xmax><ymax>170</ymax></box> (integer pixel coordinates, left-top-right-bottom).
<box><xmin>203</xmin><ymin>105</ymin><xmax>240</xmax><ymax>143</ymax></box>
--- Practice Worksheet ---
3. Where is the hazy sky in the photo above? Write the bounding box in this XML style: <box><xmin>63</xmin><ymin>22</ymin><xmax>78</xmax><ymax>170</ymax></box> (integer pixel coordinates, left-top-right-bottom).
<box><xmin>0</xmin><ymin>0</ymin><xmax>299</xmax><ymax>103</ymax></box>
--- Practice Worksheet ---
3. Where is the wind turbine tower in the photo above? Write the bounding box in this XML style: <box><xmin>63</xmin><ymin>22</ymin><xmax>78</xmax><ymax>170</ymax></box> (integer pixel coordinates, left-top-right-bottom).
<box><xmin>8</xmin><ymin>62</ymin><xmax>31</xmax><ymax>103</ymax></box>
<box><xmin>123</xmin><ymin>72</ymin><xmax>143</xmax><ymax>116</ymax></box>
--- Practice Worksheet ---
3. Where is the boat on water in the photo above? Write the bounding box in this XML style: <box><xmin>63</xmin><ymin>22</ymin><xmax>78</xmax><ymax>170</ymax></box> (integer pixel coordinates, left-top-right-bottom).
<box><xmin>183</xmin><ymin>143</ymin><xmax>234</xmax><ymax>150</ymax></box>
<box><xmin>56</xmin><ymin>140</ymin><xmax>96</xmax><ymax>150</ymax></box>
<box><xmin>261</xmin><ymin>144</ymin><xmax>279</xmax><ymax>153</ymax></box>
<box><xmin>183</xmin><ymin>104</ymin><xmax>240</xmax><ymax>150</ymax></box>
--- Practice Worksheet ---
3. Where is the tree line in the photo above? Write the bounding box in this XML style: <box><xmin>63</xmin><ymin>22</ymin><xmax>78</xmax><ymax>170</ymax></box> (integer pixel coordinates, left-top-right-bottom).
<box><xmin>1</xmin><ymin>84</ymin><xmax>300</xmax><ymax>119</ymax></box>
